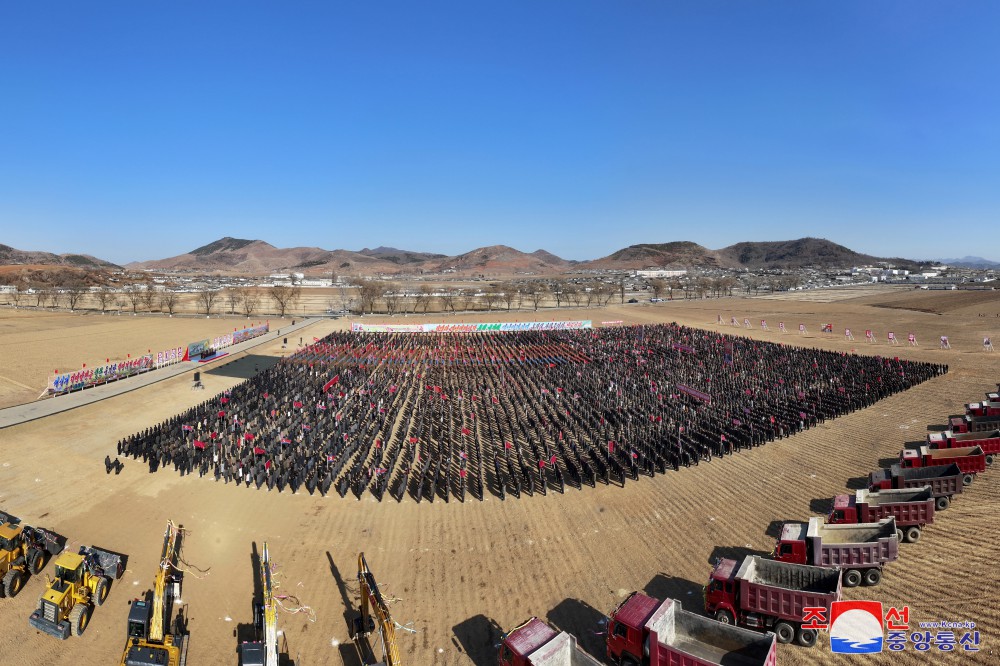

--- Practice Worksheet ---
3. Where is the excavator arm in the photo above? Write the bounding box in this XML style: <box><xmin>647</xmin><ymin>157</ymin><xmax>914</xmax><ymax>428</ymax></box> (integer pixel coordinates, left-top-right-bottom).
<box><xmin>150</xmin><ymin>521</ymin><xmax>181</xmax><ymax>642</ymax></box>
<box><xmin>357</xmin><ymin>552</ymin><xmax>402</xmax><ymax>666</ymax></box>
<box><xmin>260</xmin><ymin>542</ymin><xmax>278</xmax><ymax>666</ymax></box>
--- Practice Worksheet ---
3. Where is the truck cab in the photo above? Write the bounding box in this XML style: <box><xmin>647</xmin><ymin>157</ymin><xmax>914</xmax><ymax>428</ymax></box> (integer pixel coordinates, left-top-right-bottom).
<box><xmin>704</xmin><ymin>558</ymin><xmax>740</xmax><ymax>624</ymax></box>
<box><xmin>773</xmin><ymin>523</ymin><xmax>808</xmax><ymax>564</ymax></box>
<box><xmin>499</xmin><ymin>618</ymin><xmax>557</xmax><ymax>666</ymax></box>
<box><xmin>606</xmin><ymin>591</ymin><xmax>660</xmax><ymax>663</ymax></box>
<box><xmin>828</xmin><ymin>494</ymin><xmax>857</xmax><ymax>524</ymax></box>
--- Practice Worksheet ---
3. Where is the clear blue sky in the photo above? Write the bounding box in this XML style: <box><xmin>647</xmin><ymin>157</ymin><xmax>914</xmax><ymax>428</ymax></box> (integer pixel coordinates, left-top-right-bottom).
<box><xmin>2</xmin><ymin>1</ymin><xmax>998</xmax><ymax>264</ymax></box>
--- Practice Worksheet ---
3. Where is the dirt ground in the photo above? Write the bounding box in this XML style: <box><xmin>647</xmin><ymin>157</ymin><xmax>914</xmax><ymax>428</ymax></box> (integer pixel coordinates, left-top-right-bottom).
<box><xmin>0</xmin><ymin>288</ymin><xmax>998</xmax><ymax>665</ymax></box>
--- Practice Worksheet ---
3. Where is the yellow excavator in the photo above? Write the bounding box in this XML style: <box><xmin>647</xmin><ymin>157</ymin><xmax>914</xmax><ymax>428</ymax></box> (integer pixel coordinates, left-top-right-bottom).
<box><xmin>239</xmin><ymin>542</ymin><xmax>279</xmax><ymax>666</ymax></box>
<box><xmin>351</xmin><ymin>553</ymin><xmax>402</xmax><ymax>666</ymax></box>
<box><xmin>119</xmin><ymin>521</ymin><xmax>189</xmax><ymax>666</ymax></box>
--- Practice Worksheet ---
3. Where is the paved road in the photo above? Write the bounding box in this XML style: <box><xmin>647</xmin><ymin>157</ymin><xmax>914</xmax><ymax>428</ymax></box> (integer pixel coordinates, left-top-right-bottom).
<box><xmin>0</xmin><ymin>318</ymin><xmax>320</xmax><ymax>429</ymax></box>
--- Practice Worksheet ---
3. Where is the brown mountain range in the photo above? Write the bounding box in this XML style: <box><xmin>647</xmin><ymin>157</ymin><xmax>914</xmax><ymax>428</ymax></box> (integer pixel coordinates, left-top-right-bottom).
<box><xmin>0</xmin><ymin>243</ymin><xmax>119</xmax><ymax>270</ymax></box>
<box><xmin>112</xmin><ymin>235</ymin><xmax>924</xmax><ymax>275</ymax></box>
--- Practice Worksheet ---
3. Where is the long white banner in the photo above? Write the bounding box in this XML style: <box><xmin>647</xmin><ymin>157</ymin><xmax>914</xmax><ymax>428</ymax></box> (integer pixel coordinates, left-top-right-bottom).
<box><xmin>351</xmin><ymin>320</ymin><xmax>592</xmax><ymax>333</ymax></box>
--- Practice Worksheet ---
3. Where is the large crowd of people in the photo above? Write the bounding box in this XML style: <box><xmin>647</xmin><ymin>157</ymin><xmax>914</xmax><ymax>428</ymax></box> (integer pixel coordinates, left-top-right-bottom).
<box><xmin>118</xmin><ymin>324</ymin><xmax>947</xmax><ymax>502</ymax></box>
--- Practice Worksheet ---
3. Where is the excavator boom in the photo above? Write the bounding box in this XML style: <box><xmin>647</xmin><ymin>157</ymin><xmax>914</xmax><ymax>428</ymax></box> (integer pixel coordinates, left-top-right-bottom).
<box><xmin>356</xmin><ymin>553</ymin><xmax>402</xmax><ymax>666</ymax></box>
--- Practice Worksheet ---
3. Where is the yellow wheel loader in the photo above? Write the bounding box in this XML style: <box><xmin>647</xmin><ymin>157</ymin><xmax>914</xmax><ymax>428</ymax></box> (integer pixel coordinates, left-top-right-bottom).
<box><xmin>0</xmin><ymin>512</ymin><xmax>64</xmax><ymax>600</ymax></box>
<box><xmin>29</xmin><ymin>545</ymin><xmax>124</xmax><ymax>639</ymax></box>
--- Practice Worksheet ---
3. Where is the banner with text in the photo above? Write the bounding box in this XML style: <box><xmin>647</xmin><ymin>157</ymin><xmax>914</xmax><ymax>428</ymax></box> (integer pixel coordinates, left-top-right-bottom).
<box><xmin>351</xmin><ymin>321</ymin><xmax>592</xmax><ymax>333</ymax></box>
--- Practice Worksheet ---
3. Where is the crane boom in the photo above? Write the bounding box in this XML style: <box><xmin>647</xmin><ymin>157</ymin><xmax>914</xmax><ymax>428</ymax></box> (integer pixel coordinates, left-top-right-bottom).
<box><xmin>357</xmin><ymin>552</ymin><xmax>402</xmax><ymax>666</ymax></box>
<box><xmin>150</xmin><ymin>521</ymin><xmax>181</xmax><ymax>642</ymax></box>
<box><xmin>260</xmin><ymin>542</ymin><xmax>279</xmax><ymax>666</ymax></box>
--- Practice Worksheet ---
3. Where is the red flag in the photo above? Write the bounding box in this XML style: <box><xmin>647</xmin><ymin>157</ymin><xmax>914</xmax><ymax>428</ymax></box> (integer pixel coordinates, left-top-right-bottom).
<box><xmin>608</xmin><ymin>441</ymin><xmax>615</xmax><ymax>453</ymax></box>
<box><xmin>322</xmin><ymin>375</ymin><xmax>340</xmax><ymax>392</ymax></box>
<box><xmin>550</xmin><ymin>454</ymin><xmax>556</xmax><ymax>464</ymax></box>
<box><xmin>244</xmin><ymin>432</ymin><xmax>255</xmax><ymax>441</ymax></box>
<box><xmin>409</xmin><ymin>436</ymin><xmax>418</xmax><ymax>444</ymax></box>
<box><xmin>461</xmin><ymin>427</ymin><xmax>471</xmax><ymax>436</ymax></box>
<box><xmin>505</xmin><ymin>441</ymin><xmax>512</xmax><ymax>449</ymax></box>
<box><xmin>220</xmin><ymin>397</ymin><xmax>229</xmax><ymax>404</ymax></box>
<box><xmin>193</xmin><ymin>440</ymin><xmax>205</xmax><ymax>450</ymax></box>
<box><xmin>375</xmin><ymin>439</ymin><xmax>382</xmax><ymax>448</ymax></box>
<box><xmin>218</xmin><ymin>410</ymin><xmax>226</xmax><ymax>418</ymax></box>
<box><xmin>253</xmin><ymin>446</ymin><xmax>266</xmax><ymax>455</ymax></box>
<box><xmin>293</xmin><ymin>401</ymin><xmax>302</xmax><ymax>408</ymax></box>
<box><xmin>210</xmin><ymin>431</ymin><xmax>218</xmax><ymax>440</ymax></box>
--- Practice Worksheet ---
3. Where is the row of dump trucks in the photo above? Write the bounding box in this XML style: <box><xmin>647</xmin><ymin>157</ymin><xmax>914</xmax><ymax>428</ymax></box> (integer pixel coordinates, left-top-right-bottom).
<box><xmin>499</xmin><ymin>384</ymin><xmax>998</xmax><ymax>665</ymax></box>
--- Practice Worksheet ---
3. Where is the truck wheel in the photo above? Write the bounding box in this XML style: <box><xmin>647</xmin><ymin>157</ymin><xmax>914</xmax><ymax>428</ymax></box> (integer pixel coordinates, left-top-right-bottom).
<box><xmin>28</xmin><ymin>549</ymin><xmax>48</xmax><ymax>575</ymax></box>
<box><xmin>895</xmin><ymin>528</ymin><xmax>904</xmax><ymax>542</ymax></box>
<box><xmin>2</xmin><ymin>569</ymin><xmax>25</xmax><ymax>597</ymax></box>
<box><xmin>905</xmin><ymin>526</ymin><xmax>922</xmax><ymax>543</ymax></box>
<box><xmin>796</xmin><ymin>627</ymin><xmax>818</xmax><ymax>648</ymax></box>
<box><xmin>963</xmin><ymin>473</ymin><xmax>974</xmax><ymax>487</ymax></box>
<box><xmin>863</xmin><ymin>568</ymin><xmax>882</xmax><ymax>586</ymax></box>
<box><xmin>69</xmin><ymin>603</ymin><xmax>90</xmax><ymax>637</ymax></box>
<box><xmin>986</xmin><ymin>454</ymin><xmax>994</xmax><ymax>466</ymax></box>
<box><xmin>844</xmin><ymin>569</ymin><xmax>862</xmax><ymax>587</ymax></box>
<box><xmin>936</xmin><ymin>496</ymin><xmax>950</xmax><ymax>511</ymax></box>
<box><xmin>94</xmin><ymin>576</ymin><xmax>110</xmax><ymax>606</ymax></box>
<box><xmin>715</xmin><ymin>610</ymin><xmax>735</xmax><ymax>625</ymax></box>
<box><xmin>774</xmin><ymin>622</ymin><xmax>795</xmax><ymax>644</ymax></box>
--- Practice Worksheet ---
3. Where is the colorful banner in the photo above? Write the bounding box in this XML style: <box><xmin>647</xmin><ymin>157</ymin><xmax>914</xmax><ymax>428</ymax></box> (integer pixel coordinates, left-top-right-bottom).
<box><xmin>233</xmin><ymin>323</ymin><xmax>269</xmax><ymax>344</ymax></box>
<box><xmin>187</xmin><ymin>339</ymin><xmax>212</xmax><ymax>358</ymax></box>
<box><xmin>155</xmin><ymin>346</ymin><xmax>185</xmax><ymax>368</ymax></box>
<box><xmin>48</xmin><ymin>355</ymin><xmax>154</xmax><ymax>393</ymax></box>
<box><xmin>350</xmin><ymin>321</ymin><xmax>592</xmax><ymax>333</ymax></box>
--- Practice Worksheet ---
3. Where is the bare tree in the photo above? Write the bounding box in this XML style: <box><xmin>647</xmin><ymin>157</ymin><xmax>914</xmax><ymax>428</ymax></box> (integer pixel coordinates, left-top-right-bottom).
<box><xmin>197</xmin><ymin>288</ymin><xmax>220</xmax><ymax>316</ymax></box>
<box><xmin>483</xmin><ymin>288</ymin><xmax>503</xmax><ymax>312</ymax></box>
<box><xmin>34</xmin><ymin>290</ymin><xmax>47</xmax><ymax>308</ymax></box>
<box><xmin>65</xmin><ymin>283</ymin><xmax>86</xmax><ymax>311</ymax></box>
<box><xmin>115</xmin><ymin>295</ymin><xmax>128</xmax><ymax>313</ymax></box>
<box><xmin>94</xmin><ymin>287</ymin><xmax>112</xmax><ymax>313</ymax></box>
<box><xmin>455</xmin><ymin>290</ymin><xmax>473</xmax><ymax>312</ymax></box>
<box><xmin>565</xmin><ymin>284</ymin><xmax>582</xmax><ymax>307</ymax></box>
<box><xmin>240</xmin><ymin>287</ymin><xmax>261</xmax><ymax>318</ymax></box>
<box><xmin>583</xmin><ymin>284</ymin><xmax>596</xmax><ymax>307</ymax></box>
<box><xmin>159</xmin><ymin>290</ymin><xmax>180</xmax><ymax>316</ymax></box>
<box><xmin>551</xmin><ymin>280</ymin><xmax>566</xmax><ymax>308</ymax></box>
<box><xmin>439</xmin><ymin>290</ymin><xmax>457</xmax><ymax>313</ymax></box>
<box><xmin>226</xmin><ymin>288</ymin><xmax>243</xmax><ymax>315</ymax></box>
<box><xmin>619</xmin><ymin>276</ymin><xmax>627</xmax><ymax>304</ymax></box>
<box><xmin>124</xmin><ymin>284</ymin><xmax>142</xmax><ymax>313</ymax></box>
<box><xmin>528</xmin><ymin>283</ymin><xmax>547</xmax><ymax>311</ymax></box>
<box><xmin>353</xmin><ymin>278</ymin><xmax>382</xmax><ymax>314</ymax></box>
<box><xmin>416</xmin><ymin>284</ymin><xmax>435</xmax><ymax>313</ymax></box>
<box><xmin>269</xmin><ymin>284</ymin><xmax>300</xmax><ymax>317</ymax></box>
<box><xmin>649</xmin><ymin>279</ymin><xmax>666</xmax><ymax>300</ymax></box>
<box><xmin>500</xmin><ymin>282</ymin><xmax>518</xmax><ymax>311</ymax></box>
<box><xmin>11</xmin><ymin>288</ymin><xmax>26</xmax><ymax>308</ymax></box>
<box><xmin>382</xmin><ymin>282</ymin><xmax>402</xmax><ymax>315</ymax></box>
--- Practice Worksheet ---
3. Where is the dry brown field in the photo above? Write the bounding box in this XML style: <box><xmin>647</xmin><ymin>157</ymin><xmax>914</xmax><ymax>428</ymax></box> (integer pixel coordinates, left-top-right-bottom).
<box><xmin>0</xmin><ymin>288</ymin><xmax>998</xmax><ymax>665</ymax></box>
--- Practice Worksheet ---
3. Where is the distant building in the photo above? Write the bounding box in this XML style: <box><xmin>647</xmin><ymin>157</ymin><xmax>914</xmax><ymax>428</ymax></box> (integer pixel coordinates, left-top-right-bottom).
<box><xmin>635</xmin><ymin>269</ymin><xmax>687</xmax><ymax>278</ymax></box>
<box><xmin>0</xmin><ymin>285</ymin><xmax>15</xmax><ymax>294</ymax></box>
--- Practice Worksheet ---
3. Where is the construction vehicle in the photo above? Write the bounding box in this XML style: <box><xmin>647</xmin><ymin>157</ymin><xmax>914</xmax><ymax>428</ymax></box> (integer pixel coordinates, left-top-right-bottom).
<box><xmin>239</xmin><ymin>542</ymin><xmax>278</xmax><ymax>666</ymax></box>
<box><xmin>705</xmin><ymin>555</ymin><xmax>841</xmax><ymax>648</ymax></box>
<box><xmin>869</xmin><ymin>463</ymin><xmax>963</xmax><ymax>510</ymax></box>
<box><xmin>499</xmin><ymin>617</ymin><xmax>602</xmax><ymax>666</ymax></box>
<box><xmin>928</xmin><ymin>429</ymin><xmax>1000</xmax><ymax>466</ymax></box>
<box><xmin>351</xmin><ymin>552</ymin><xmax>402</xmax><ymax>666</ymax></box>
<box><xmin>828</xmin><ymin>487</ymin><xmax>935</xmax><ymax>543</ymax></box>
<box><xmin>949</xmin><ymin>414</ymin><xmax>1000</xmax><ymax>434</ymax></box>
<box><xmin>120</xmin><ymin>521</ymin><xmax>189</xmax><ymax>666</ymax></box>
<box><xmin>29</xmin><ymin>544</ymin><xmax>124</xmax><ymax>639</ymax></box>
<box><xmin>774</xmin><ymin>517</ymin><xmax>898</xmax><ymax>587</ymax></box>
<box><xmin>0</xmin><ymin>511</ymin><xmax>63</xmax><ymax>599</ymax></box>
<box><xmin>607</xmin><ymin>593</ymin><xmax>777</xmax><ymax>666</ymax></box>
<box><xmin>965</xmin><ymin>400</ymin><xmax>1000</xmax><ymax>417</ymax></box>
<box><xmin>899</xmin><ymin>445</ymin><xmax>985</xmax><ymax>484</ymax></box>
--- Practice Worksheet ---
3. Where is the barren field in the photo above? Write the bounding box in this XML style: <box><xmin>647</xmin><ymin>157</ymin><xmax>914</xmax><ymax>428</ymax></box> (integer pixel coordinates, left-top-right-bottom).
<box><xmin>0</xmin><ymin>293</ymin><xmax>998</xmax><ymax>665</ymax></box>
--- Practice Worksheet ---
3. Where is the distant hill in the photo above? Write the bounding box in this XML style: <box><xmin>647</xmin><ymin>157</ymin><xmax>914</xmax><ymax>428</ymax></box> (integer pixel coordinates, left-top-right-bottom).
<box><xmin>585</xmin><ymin>238</ymin><xmax>923</xmax><ymax>271</ymax></box>
<box><xmin>0</xmin><ymin>243</ymin><xmax>118</xmax><ymax>270</ymax></box>
<box><xmin>939</xmin><ymin>256</ymin><xmax>1000</xmax><ymax>269</ymax></box>
<box><xmin>581</xmin><ymin>241</ymin><xmax>720</xmax><ymax>270</ymax></box>
<box><xmin>430</xmin><ymin>245</ymin><xmax>567</xmax><ymax>274</ymax></box>
<box><xmin>122</xmin><ymin>235</ymin><xmax>927</xmax><ymax>275</ymax></box>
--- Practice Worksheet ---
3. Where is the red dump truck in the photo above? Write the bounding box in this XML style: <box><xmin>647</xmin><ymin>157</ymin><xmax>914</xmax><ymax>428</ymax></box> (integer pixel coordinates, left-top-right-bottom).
<box><xmin>774</xmin><ymin>517</ymin><xmax>898</xmax><ymax>588</ymax></box>
<box><xmin>869</xmin><ymin>463</ymin><xmax>963</xmax><ymax>510</ymax></box>
<box><xmin>966</xmin><ymin>401</ymin><xmax>1000</xmax><ymax>417</ymax></box>
<box><xmin>928</xmin><ymin>430</ymin><xmax>1000</xmax><ymax>465</ymax></box>
<box><xmin>949</xmin><ymin>414</ymin><xmax>1000</xmax><ymax>434</ymax></box>
<box><xmin>499</xmin><ymin>618</ymin><xmax>602</xmax><ymax>666</ymax></box>
<box><xmin>899</xmin><ymin>445</ymin><xmax>985</xmax><ymax>484</ymax></box>
<box><xmin>705</xmin><ymin>555</ymin><xmax>841</xmax><ymax>648</ymax></box>
<box><xmin>828</xmin><ymin>487</ymin><xmax>935</xmax><ymax>543</ymax></box>
<box><xmin>607</xmin><ymin>593</ymin><xmax>777</xmax><ymax>666</ymax></box>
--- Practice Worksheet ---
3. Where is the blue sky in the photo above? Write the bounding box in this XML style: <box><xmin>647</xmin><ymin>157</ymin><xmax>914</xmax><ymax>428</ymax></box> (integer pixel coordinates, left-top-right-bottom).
<box><xmin>2</xmin><ymin>1</ymin><xmax>998</xmax><ymax>264</ymax></box>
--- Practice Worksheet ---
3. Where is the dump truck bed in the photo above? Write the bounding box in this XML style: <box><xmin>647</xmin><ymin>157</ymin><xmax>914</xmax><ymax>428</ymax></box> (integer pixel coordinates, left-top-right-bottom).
<box><xmin>856</xmin><ymin>488</ymin><xmax>935</xmax><ymax>526</ymax></box>
<box><xmin>647</xmin><ymin>598</ymin><xmax>777</xmax><ymax>666</ymax></box>
<box><xmin>806</xmin><ymin>517</ymin><xmax>898</xmax><ymax>566</ymax></box>
<box><xmin>870</xmin><ymin>464</ymin><xmax>963</xmax><ymax>497</ymax></box>
<box><xmin>737</xmin><ymin>556</ymin><xmax>841</xmax><ymax>622</ymax></box>
<box><xmin>524</xmin><ymin>631</ymin><xmax>602</xmax><ymax>666</ymax></box>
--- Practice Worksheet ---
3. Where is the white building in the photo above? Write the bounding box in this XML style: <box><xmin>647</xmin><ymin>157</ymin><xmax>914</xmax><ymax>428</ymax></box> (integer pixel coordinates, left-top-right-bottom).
<box><xmin>635</xmin><ymin>269</ymin><xmax>687</xmax><ymax>278</ymax></box>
